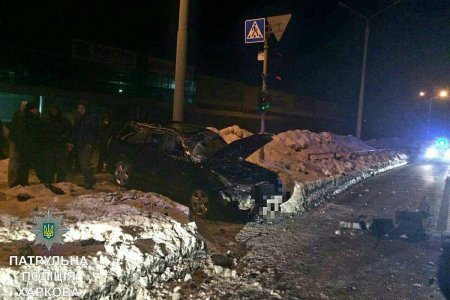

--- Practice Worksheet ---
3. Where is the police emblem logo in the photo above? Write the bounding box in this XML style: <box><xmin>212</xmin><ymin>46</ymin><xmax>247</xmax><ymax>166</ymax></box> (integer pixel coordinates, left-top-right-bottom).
<box><xmin>31</xmin><ymin>210</ymin><xmax>69</xmax><ymax>250</ymax></box>
<box><xmin>43</xmin><ymin>223</ymin><xmax>55</xmax><ymax>240</ymax></box>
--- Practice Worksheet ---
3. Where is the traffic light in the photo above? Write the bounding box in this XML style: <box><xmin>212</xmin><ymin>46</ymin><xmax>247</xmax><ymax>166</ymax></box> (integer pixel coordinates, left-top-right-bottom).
<box><xmin>258</xmin><ymin>91</ymin><xmax>271</xmax><ymax>113</ymax></box>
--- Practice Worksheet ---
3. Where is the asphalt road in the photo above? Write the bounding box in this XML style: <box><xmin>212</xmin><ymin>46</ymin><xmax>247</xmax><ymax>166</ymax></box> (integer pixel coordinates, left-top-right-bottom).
<box><xmin>192</xmin><ymin>161</ymin><xmax>450</xmax><ymax>299</ymax></box>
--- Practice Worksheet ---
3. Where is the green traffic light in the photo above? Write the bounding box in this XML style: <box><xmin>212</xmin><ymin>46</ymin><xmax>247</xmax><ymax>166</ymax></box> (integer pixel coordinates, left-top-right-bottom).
<box><xmin>258</xmin><ymin>102</ymin><xmax>271</xmax><ymax>112</ymax></box>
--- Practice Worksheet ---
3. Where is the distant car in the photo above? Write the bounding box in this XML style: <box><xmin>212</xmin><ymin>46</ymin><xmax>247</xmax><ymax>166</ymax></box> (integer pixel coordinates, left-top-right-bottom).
<box><xmin>424</xmin><ymin>138</ymin><xmax>450</xmax><ymax>161</ymax></box>
<box><xmin>107</xmin><ymin>122</ymin><xmax>282</xmax><ymax>218</ymax></box>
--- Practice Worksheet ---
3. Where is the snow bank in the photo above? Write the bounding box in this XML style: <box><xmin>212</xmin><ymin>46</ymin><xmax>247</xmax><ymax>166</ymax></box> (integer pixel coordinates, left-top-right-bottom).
<box><xmin>0</xmin><ymin>190</ymin><xmax>208</xmax><ymax>299</ymax></box>
<box><xmin>212</xmin><ymin>125</ymin><xmax>409</xmax><ymax>215</ymax></box>
<box><xmin>280</xmin><ymin>154</ymin><xmax>407</xmax><ymax>213</ymax></box>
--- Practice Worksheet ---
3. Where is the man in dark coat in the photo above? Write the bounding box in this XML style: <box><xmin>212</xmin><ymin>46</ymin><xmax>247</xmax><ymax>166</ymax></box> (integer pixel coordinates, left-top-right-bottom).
<box><xmin>16</xmin><ymin>101</ymin><xmax>48</xmax><ymax>185</ymax></box>
<box><xmin>97</xmin><ymin>112</ymin><xmax>111</xmax><ymax>172</ymax></box>
<box><xmin>43</xmin><ymin>105</ymin><xmax>72</xmax><ymax>183</ymax></box>
<box><xmin>8</xmin><ymin>100</ymin><xmax>28</xmax><ymax>187</ymax></box>
<box><xmin>69</xmin><ymin>101</ymin><xmax>98</xmax><ymax>189</ymax></box>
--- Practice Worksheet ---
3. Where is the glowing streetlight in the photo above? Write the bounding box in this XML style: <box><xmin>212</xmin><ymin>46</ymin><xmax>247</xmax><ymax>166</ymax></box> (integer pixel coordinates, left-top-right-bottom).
<box><xmin>420</xmin><ymin>89</ymin><xmax>450</xmax><ymax>136</ymax></box>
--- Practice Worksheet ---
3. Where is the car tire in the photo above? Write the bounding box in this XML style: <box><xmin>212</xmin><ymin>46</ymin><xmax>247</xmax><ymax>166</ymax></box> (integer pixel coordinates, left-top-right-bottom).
<box><xmin>114</xmin><ymin>161</ymin><xmax>133</xmax><ymax>188</ymax></box>
<box><xmin>189</xmin><ymin>188</ymin><xmax>214</xmax><ymax>218</ymax></box>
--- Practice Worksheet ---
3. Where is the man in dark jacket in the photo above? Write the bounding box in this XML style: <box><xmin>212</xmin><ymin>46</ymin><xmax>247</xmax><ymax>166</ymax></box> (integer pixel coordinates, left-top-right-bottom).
<box><xmin>43</xmin><ymin>105</ymin><xmax>72</xmax><ymax>183</ymax></box>
<box><xmin>16</xmin><ymin>101</ymin><xmax>47</xmax><ymax>185</ymax></box>
<box><xmin>69</xmin><ymin>101</ymin><xmax>98</xmax><ymax>189</ymax></box>
<box><xmin>97</xmin><ymin>112</ymin><xmax>111</xmax><ymax>172</ymax></box>
<box><xmin>8</xmin><ymin>100</ymin><xmax>28</xmax><ymax>187</ymax></box>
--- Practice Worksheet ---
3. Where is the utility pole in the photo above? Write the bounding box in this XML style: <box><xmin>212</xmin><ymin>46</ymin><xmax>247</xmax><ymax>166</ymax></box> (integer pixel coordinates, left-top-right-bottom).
<box><xmin>261</xmin><ymin>30</ymin><xmax>269</xmax><ymax>134</ymax></box>
<box><xmin>173</xmin><ymin>0</ymin><xmax>189</xmax><ymax>122</ymax></box>
<box><xmin>356</xmin><ymin>25</ymin><xmax>369</xmax><ymax>139</ymax></box>
<box><xmin>259</xmin><ymin>26</ymin><xmax>269</xmax><ymax>161</ymax></box>
<box><xmin>339</xmin><ymin>0</ymin><xmax>401</xmax><ymax>139</ymax></box>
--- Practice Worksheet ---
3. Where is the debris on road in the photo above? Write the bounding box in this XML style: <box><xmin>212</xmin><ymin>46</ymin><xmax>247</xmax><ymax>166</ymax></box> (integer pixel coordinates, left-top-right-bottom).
<box><xmin>211</xmin><ymin>254</ymin><xmax>233</xmax><ymax>268</ymax></box>
<box><xmin>370</xmin><ymin>219</ymin><xmax>395</xmax><ymax>238</ymax></box>
<box><xmin>339</xmin><ymin>221</ymin><xmax>368</xmax><ymax>230</ymax></box>
<box><xmin>338</xmin><ymin>209</ymin><xmax>430</xmax><ymax>242</ymax></box>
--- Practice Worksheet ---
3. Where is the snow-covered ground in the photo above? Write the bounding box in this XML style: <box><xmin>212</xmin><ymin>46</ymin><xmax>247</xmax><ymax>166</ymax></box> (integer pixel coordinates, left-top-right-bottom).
<box><xmin>0</xmin><ymin>161</ymin><xmax>208</xmax><ymax>299</ymax></box>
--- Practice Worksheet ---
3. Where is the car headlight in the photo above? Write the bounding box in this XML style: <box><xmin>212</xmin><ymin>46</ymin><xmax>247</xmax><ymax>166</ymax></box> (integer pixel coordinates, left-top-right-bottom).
<box><xmin>425</xmin><ymin>147</ymin><xmax>438</xmax><ymax>159</ymax></box>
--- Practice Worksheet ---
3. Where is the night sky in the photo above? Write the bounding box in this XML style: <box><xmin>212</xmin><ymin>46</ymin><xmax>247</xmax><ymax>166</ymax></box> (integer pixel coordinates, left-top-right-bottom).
<box><xmin>0</xmin><ymin>0</ymin><xmax>449</xmax><ymax>139</ymax></box>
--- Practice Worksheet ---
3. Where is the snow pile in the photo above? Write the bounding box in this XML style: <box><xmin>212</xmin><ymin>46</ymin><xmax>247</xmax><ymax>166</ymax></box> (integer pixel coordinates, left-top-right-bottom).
<box><xmin>208</xmin><ymin>125</ymin><xmax>253</xmax><ymax>144</ymax></box>
<box><xmin>213</xmin><ymin>125</ymin><xmax>408</xmax><ymax>214</ymax></box>
<box><xmin>0</xmin><ymin>191</ymin><xmax>208</xmax><ymax>299</ymax></box>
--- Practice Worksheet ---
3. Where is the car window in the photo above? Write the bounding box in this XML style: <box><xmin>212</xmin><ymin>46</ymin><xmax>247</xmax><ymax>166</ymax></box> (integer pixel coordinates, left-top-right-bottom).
<box><xmin>164</xmin><ymin>135</ymin><xmax>185</xmax><ymax>158</ymax></box>
<box><xmin>123</xmin><ymin>128</ymin><xmax>150</xmax><ymax>145</ymax></box>
<box><xmin>117</xmin><ymin>125</ymin><xmax>136</xmax><ymax>141</ymax></box>
<box><xmin>145</xmin><ymin>132</ymin><xmax>165</xmax><ymax>150</ymax></box>
<box><xmin>185</xmin><ymin>131</ymin><xmax>227</xmax><ymax>163</ymax></box>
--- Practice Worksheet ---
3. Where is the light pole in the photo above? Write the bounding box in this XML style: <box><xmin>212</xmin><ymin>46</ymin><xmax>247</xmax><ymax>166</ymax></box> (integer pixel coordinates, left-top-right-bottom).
<box><xmin>173</xmin><ymin>0</ymin><xmax>189</xmax><ymax>122</ymax></box>
<box><xmin>339</xmin><ymin>0</ymin><xmax>401</xmax><ymax>139</ymax></box>
<box><xmin>419</xmin><ymin>90</ymin><xmax>449</xmax><ymax>136</ymax></box>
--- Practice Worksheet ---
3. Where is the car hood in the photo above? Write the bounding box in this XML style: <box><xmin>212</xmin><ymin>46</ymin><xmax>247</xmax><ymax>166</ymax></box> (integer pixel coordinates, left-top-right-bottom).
<box><xmin>210</xmin><ymin>161</ymin><xmax>277</xmax><ymax>184</ymax></box>
<box><xmin>206</xmin><ymin>133</ymin><xmax>272</xmax><ymax>163</ymax></box>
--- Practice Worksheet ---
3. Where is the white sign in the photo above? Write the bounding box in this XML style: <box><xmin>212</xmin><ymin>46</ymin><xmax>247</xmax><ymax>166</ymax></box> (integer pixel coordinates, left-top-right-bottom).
<box><xmin>267</xmin><ymin>14</ymin><xmax>292</xmax><ymax>41</ymax></box>
<box><xmin>257</xmin><ymin>51</ymin><xmax>264</xmax><ymax>61</ymax></box>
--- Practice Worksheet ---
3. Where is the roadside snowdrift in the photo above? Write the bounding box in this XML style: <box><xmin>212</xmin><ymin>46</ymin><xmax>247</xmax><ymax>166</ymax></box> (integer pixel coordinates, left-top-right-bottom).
<box><xmin>0</xmin><ymin>179</ymin><xmax>207</xmax><ymax>299</ymax></box>
<box><xmin>212</xmin><ymin>125</ymin><xmax>408</xmax><ymax>214</ymax></box>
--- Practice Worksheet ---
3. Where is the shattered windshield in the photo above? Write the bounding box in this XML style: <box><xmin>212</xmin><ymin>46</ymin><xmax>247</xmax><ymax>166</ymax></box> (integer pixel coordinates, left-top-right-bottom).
<box><xmin>185</xmin><ymin>131</ymin><xmax>227</xmax><ymax>163</ymax></box>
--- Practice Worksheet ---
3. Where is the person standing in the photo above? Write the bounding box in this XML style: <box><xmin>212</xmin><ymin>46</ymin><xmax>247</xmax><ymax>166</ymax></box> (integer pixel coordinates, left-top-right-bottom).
<box><xmin>97</xmin><ymin>112</ymin><xmax>111</xmax><ymax>172</ymax></box>
<box><xmin>69</xmin><ymin>101</ymin><xmax>98</xmax><ymax>189</ymax></box>
<box><xmin>8</xmin><ymin>100</ymin><xmax>28</xmax><ymax>187</ymax></box>
<box><xmin>16</xmin><ymin>102</ymin><xmax>47</xmax><ymax>185</ymax></box>
<box><xmin>43</xmin><ymin>105</ymin><xmax>72</xmax><ymax>183</ymax></box>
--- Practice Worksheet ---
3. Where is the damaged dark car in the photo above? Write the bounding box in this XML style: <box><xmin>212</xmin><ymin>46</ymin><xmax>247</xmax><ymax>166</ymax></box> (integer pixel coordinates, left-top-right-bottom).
<box><xmin>107</xmin><ymin>122</ymin><xmax>283</xmax><ymax>218</ymax></box>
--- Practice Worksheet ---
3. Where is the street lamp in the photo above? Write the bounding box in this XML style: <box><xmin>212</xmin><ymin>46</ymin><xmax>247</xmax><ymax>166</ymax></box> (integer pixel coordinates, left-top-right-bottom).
<box><xmin>339</xmin><ymin>0</ymin><xmax>402</xmax><ymax>139</ymax></box>
<box><xmin>420</xmin><ymin>89</ymin><xmax>449</xmax><ymax>136</ymax></box>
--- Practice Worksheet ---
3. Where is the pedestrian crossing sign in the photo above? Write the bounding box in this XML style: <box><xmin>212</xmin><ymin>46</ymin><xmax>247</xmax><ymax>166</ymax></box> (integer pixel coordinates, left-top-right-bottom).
<box><xmin>245</xmin><ymin>18</ymin><xmax>265</xmax><ymax>44</ymax></box>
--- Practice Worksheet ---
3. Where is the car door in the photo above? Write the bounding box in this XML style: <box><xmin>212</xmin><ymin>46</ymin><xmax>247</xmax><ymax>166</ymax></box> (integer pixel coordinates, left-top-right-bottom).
<box><xmin>157</xmin><ymin>133</ymin><xmax>193</xmax><ymax>201</ymax></box>
<box><xmin>133</xmin><ymin>129</ymin><xmax>166</xmax><ymax>192</ymax></box>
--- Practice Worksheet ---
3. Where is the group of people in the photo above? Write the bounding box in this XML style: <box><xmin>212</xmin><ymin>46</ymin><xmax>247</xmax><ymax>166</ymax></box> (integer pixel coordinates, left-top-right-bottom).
<box><xmin>5</xmin><ymin>100</ymin><xmax>110</xmax><ymax>189</ymax></box>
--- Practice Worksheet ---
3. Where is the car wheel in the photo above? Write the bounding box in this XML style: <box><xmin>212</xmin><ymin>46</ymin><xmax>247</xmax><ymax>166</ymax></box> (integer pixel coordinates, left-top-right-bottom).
<box><xmin>190</xmin><ymin>189</ymin><xmax>212</xmax><ymax>218</ymax></box>
<box><xmin>114</xmin><ymin>161</ymin><xmax>132</xmax><ymax>188</ymax></box>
